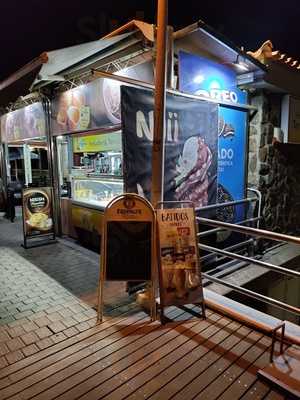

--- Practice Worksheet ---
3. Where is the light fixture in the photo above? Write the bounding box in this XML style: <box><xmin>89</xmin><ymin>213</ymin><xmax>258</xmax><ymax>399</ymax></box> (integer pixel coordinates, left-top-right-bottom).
<box><xmin>233</xmin><ymin>55</ymin><xmax>249</xmax><ymax>72</ymax></box>
<box><xmin>193</xmin><ymin>74</ymin><xmax>205</xmax><ymax>84</ymax></box>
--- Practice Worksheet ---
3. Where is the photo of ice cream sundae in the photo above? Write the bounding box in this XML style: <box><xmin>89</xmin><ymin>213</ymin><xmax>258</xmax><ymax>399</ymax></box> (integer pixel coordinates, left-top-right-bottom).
<box><xmin>24</xmin><ymin>103</ymin><xmax>46</xmax><ymax>138</ymax></box>
<box><xmin>175</xmin><ymin>136</ymin><xmax>212</xmax><ymax>208</ymax></box>
<box><xmin>102</xmin><ymin>78</ymin><xmax>122</xmax><ymax>124</ymax></box>
<box><xmin>56</xmin><ymin>89</ymin><xmax>88</xmax><ymax>131</ymax></box>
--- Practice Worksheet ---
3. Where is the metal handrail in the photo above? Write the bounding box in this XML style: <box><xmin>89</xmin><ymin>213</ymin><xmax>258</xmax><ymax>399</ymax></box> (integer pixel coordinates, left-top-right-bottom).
<box><xmin>194</xmin><ymin>189</ymin><xmax>300</xmax><ymax>319</ymax></box>
<box><xmin>200</xmin><ymin>243</ymin><xmax>300</xmax><ymax>278</ymax></box>
<box><xmin>200</xmin><ymin>239</ymin><xmax>254</xmax><ymax>263</ymax></box>
<box><xmin>197</xmin><ymin>217</ymin><xmax>300</xmax><ymax>246</ymax></box>
<box><xmin>247</xmin><ymin>188</ymin><xmax>262</xmax><ymax>229</ymax></box>
<box><xmin>202</xmin><ymin>272</ymin><xmax>300</xmax><ymax>316</ymax></box>
<box><xmin>195</xmin><ymin>197</ymin><xmax>257</xmax><ymax>212</ymax></box>
<box><xmin>198</xmin><ymin>217</ymin><xmax>260</xmax><ymax>238</ymax></box>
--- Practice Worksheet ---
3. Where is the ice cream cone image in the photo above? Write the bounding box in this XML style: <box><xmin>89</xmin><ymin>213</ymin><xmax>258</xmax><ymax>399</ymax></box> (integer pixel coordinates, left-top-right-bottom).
<box><xmin>67</xmin><ymin>106</ymin><xmax>80</xmax><ymax>130</ymax></box>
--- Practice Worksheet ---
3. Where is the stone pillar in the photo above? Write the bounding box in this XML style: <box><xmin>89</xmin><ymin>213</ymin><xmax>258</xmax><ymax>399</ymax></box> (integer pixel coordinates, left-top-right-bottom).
<box><xmin>247</xmin><ymin>90</ymin><xmax>282</xmax><ymax>229</ymax></box>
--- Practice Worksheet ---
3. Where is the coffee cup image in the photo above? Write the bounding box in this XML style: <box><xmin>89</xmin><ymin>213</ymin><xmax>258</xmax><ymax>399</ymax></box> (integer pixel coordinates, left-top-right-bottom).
<box><xmin>27</xmin><ymin>213</ymin><xmax>52</xmax><ymax>230</ymax></box>
<box><xmin>24</xmin><ymin>189</ymin><xmax>52</xmax><ymax>232</ymax></box>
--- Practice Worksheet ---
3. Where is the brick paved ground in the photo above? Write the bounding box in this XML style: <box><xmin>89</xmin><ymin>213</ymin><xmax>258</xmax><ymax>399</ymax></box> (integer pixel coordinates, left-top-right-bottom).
<box><xmin>0</xmin><ymin>209</ymin><xmax>129</xmax><ymax>368</ymax></box>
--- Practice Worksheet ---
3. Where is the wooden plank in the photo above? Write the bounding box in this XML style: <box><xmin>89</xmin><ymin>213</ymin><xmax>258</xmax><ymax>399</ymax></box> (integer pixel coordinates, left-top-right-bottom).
<box><xmin>123</xmin><ymin>322</ymin><xmax>248</xmax><ymax>399</ymax></box>
<box><xmin>238</xmin><ymin>380</ymin><xmax>274</xmax><ymax>400</ymax></box>
<box><xmin>193</xmin><ymin>335</ymin><xmax>271</xmax><ymax>399</ymax></box>
<box><xmin>8</xmin><ymin>306</ymin><xmax>206</xmax><ymax>400</ymax></box>
<box><xmin>0</xmin><ymin>311</ymin><xmax>150</xmax><ymax>399</ymax></box>
<box><xmin>217</xmin><ymin>337</ymin><xmax>273</xmax><ymax>400</ymax></box>
<box><xmin>150</xmin><ymin>327</ymin><xmax>258</xmax><ymax>400</ymax></box>
<box><xmin>43</xmin><ymin>311</ymin><xmax>219</xmax><ymax>400</ymax></box>
<box><xmin>105</xmin><ymin>319</ymin><xmax>242</xmax><ymax>400</ymax></box>
<box><xmin>258</xmin><ymin>345</ymin><xmax>300</xmax><ymax>399</ymax></box>
<box><xmin>263</xmin><ymin>389</ymin><xmax>286</xmax><ymax>399</ymax></box>
<box><xmin>76</xmin><ymin>317</ymin><xmax>237</xmax><ymax>400</ymax></box>
<box><xmin>133</xmin><ymin>323</ymin><xmax>251</xmax><ymax>400</ymax></box>
<box><xmin>0</xmin><ymin>303</ymin><xmax>140</xmax><ymax>381</ymax></box>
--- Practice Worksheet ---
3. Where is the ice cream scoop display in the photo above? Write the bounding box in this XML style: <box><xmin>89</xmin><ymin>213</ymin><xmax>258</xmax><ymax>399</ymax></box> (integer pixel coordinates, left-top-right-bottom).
<box><xmin>175</xmin><ymin>137</ymin><xmax>212</xmax><ymax>208</ymax></box>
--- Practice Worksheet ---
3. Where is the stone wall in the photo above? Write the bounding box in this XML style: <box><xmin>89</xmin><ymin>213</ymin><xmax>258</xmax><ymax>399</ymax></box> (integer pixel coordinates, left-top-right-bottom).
<box><xmin>248</xmin><ymin>90</ymin><xmax>281</xmax><ymax>189</ymax></box>
<box><xmin>248</xmin><ymin>90</ymin><xmax>300</xmax><ymax>234</ymax></box>
<box><xmin>263</xmin><ymin>142</ymin><xmax>300</xmax><ymax>233</ymax></box>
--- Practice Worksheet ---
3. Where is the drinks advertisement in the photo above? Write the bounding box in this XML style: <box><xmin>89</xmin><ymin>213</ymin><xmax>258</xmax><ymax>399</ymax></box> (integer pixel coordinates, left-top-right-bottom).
<box><xmin>157</xmin><ymin>207</ymin><xmax>203</xmax><ymax>306</ymax></box>
<box><xmin>22</xmin><ymin>187</ymin><xmax>54</xmax><ymax>238</ymax></box>
<box><xmin>178</xmin><ymin>51</ymin><xmax>248</xmax><ymax>225</ymax></box>
<box><xmin>0</xmin><ymin>102</ymin><xmax>46</xmax><ymax>143</ymax></box>
<box><xmin>121</xmin><ymin>86</ymin><xmax>218</xmax><ymax>211</ymax></box>
<box><xmin>51</xmin><ymin>62</ymin><xmax>154</xmax><ymax>135</ymax></box>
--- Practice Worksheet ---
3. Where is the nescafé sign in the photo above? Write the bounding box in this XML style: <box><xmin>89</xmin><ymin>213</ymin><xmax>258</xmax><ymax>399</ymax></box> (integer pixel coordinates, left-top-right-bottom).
<box><xmin>22</xmin><ymin>187</ymin><xmax>54</xmax><ymax>238</ymax></box>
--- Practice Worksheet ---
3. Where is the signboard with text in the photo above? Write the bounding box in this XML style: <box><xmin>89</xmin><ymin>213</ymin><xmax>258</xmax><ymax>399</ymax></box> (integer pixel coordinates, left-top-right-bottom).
<box><xmin>157</xmin><ymin>207</ymin><xmax>204</xmax><ymax>307</ymax></box>
<box><xmin>102</xmin><ymin>194</ymin><xmax>155</xmax><ymax>281</ymax></box>
<box><xmin>179</xmin><ymin>51</ymin><xmax>248</xmax><ymax>224</ymax></box>
<box><xmin>121</xmin><ymin>86</ymin><xmax>218</xmax><ymax>213</ymax></box>
<box><xmin>22</xmin><ymin>187</ymin><xmax>55</xmax><ymax>246</ymax></box>
<box><xmin>98</xmin><ymin>194</ymin><xmax>156</xmax><ymax>322</ymax></box>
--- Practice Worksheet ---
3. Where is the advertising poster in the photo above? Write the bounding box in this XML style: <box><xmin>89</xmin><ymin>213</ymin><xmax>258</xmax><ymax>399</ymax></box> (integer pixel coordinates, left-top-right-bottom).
<box><xmin>157</xmin><ymin>207</ymin><xmax>203</xmax><ymax>306</ymax></box>
<box><xmin>22</xmin><ymin>187</ymin><xmax>54</xmax><ymax>238</ymax></box>
<box><xmin>51</xmin><ymin>62</ymin><xmax>154</xmax><ymax>135</ymax></box>
<box><xmin>121</xmin><ymin>86</ymin><xmax>218</xmax><ymax>210</ymax></box>
<box><xmin>178</xmin><ymin>51</ymin><xmax>248</xmax><ymax>223</ymax></box>
<box><xmin>0</xmin><ymin>102</ymin><xmax>46</xmax><ymax>143</ymax></box>
<box><xmin>72</xmin><ymin>132</ymin><xmax>122</xmax><ymax>153</ymax></box>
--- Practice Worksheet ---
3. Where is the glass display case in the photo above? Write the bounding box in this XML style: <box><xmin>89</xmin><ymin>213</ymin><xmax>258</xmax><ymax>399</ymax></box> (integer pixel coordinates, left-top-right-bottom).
<box><xmin>72</xmin><ymin>176</ymin><xmax>124</xmax><ymax>209</ymax></box>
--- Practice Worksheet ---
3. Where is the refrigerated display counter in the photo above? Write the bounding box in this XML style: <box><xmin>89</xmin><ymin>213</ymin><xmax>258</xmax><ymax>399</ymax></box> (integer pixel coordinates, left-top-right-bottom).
<box><xmin>70</xmin><ymin>176</ymin><xmax>123</xmax><ymax>248</ymax></box>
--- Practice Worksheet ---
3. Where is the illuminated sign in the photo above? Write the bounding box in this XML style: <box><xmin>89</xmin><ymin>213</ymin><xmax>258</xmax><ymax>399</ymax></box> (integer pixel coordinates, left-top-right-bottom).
<box><xmin>178</xmin><ymin>51</ymin><xmax>246</xmax><ymax>105</ymax></box>
<box><xmin>179</xmin><ymin>51</ymin><xmax>248</xmax><ymax>228</ymax></box>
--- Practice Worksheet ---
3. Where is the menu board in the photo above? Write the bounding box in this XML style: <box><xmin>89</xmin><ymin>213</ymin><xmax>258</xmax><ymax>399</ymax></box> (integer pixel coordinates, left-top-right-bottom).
<box><xmin>102</xmin><ymin>195</ymin><xmax>154</xmax><ymax>282</ymax></box>
<box><xmin>106</xmin><ymin>221</ymin><xmax>152</xmax><ymax>281</ymax></box>
<box><xmin>157</xmin><ymin>207</ymin><xmax>203</xmax><ymax>307</ymax></box>
<box><xmin>22</xmin><ymin>187</ymin><xmax>54</xmax><ymax>238</ymax></box>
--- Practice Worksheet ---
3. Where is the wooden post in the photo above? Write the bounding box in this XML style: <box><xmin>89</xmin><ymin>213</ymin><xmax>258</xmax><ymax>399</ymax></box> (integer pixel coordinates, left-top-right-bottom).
<box><xmin>151</xmin><ymin>0</ymin><xmax>168</xmax><ymax>207</ymax></box>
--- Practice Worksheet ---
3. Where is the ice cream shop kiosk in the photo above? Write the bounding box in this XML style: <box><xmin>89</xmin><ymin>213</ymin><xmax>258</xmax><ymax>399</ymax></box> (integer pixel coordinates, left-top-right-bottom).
<box><xmin>0</xmin><ymin>20</ymin><xmax>265</xmax><ymax>251</ymax></box>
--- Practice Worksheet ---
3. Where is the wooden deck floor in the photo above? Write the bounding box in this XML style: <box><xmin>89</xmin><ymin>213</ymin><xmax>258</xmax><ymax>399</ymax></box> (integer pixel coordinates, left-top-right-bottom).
<box><xmin>0</xmin><ymin>301</ymin><xmax>286</xmax><ymax>400</ymax></box>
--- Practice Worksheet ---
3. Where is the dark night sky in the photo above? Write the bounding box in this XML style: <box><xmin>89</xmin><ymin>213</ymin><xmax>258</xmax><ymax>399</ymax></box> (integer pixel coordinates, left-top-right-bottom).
<box><xmin>1</xmin><ymin>0</ymin><xmax>300</xmax><ymax>81</ymax></box>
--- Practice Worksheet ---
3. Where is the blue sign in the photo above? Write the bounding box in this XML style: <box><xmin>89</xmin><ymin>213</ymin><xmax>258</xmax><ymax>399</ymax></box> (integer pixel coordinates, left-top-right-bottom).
<box><xmin>179</xmin><ymin>51</ymin><xmax>248</xmax><ymax>223</ymax></box>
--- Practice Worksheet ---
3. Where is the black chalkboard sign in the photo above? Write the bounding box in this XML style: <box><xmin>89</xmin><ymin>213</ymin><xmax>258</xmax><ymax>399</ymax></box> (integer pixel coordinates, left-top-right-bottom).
<box><xmin>98</xmin><ymin>194</ymin><xmax>156</xmax><ymax>322</ymax></box>
<box><xmin>106</xmin><ymin>221</ymin><xmax>152</xmax><ymax>281</ymax></box>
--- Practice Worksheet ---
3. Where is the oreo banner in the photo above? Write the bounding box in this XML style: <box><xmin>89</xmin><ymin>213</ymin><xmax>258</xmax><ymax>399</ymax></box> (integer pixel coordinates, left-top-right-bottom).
<box><xmin>121</xmin><ymin>86</ymin><xmax>218</xmax><ymax>208</ymax></box>
<box><xmin>178</xmin><ymin>51</ymin><xmax>248</xmax><ymax>224</ymax></box>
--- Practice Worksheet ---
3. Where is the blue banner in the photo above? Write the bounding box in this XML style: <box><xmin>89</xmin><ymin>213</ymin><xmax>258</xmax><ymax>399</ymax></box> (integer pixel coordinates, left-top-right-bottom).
<box><xmin>179</xmin><ymin>51</ymin><xmax>248</xmax><ymax>223</ymax></box>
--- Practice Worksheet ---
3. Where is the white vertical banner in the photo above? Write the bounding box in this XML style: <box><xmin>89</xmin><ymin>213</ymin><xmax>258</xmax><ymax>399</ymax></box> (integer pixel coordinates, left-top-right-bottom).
<box><xmin>23</xmin><ymin>144</ymin><xmax>32</xmax><ymax>185</ymax></box>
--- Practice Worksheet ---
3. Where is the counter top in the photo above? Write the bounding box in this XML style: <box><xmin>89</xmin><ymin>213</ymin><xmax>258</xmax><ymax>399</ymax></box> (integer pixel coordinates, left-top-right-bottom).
<box><xmin>71</xmin><ymin>199</ymin><xmax>107</xmax><ymax>212</ymax></box>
